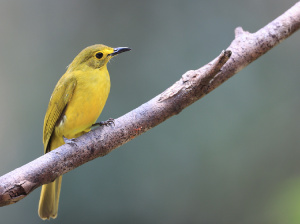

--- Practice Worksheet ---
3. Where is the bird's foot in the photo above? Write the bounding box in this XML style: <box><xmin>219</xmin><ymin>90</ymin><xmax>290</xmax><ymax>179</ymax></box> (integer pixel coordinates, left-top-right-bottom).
<box><xmin>63</xmin><ymin>136</ymin><xmax>77</xmax><ymax>145</ymax></box>
<box><xmin>92</xmin><ymin>118</ymin><xmax>115</xmax><ymax>127</ymax></box>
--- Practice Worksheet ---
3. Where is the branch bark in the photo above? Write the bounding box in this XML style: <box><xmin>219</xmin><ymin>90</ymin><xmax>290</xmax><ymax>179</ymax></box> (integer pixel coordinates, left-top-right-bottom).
<box><xmin>1</xmin><ymin>1</ymin><xmax>300</xmax><ymax>207</ymax></box>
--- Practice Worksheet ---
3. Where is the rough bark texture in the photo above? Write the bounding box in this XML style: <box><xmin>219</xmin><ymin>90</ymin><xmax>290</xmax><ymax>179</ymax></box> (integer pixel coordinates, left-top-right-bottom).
<box><xmin>0</xmin><ymin>1</ymin><xmax>300</xmax><ymax>207</ymax></box>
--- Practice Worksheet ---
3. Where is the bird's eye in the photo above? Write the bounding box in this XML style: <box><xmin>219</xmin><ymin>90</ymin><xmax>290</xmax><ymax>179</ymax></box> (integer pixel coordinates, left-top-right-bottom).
<box><xmin>95</xmin><ymin>52</ymin><xmax>103</xmax><ymax>59</ymax></box>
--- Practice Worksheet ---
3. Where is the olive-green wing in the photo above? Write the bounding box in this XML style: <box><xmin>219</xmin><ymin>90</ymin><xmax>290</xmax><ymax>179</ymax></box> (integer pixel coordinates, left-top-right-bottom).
<box><xmin>43</xmin><ymin>76</ymin><xmax>77</xmax><ymax>153</ymax></box>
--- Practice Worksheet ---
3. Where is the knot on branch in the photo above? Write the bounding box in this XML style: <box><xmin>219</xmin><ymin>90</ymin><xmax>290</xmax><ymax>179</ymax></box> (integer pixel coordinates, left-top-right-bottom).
<box><xmin>158</xmin><ymin>50</ymin><xmax>232</xmax><ymax>102</ymax></box>
<box><xmin>0</xmin><ymin>180</ymin><xmax>36</xmax><ymax>206</ymax></box>
<box><xmin>234</xmin><ymin>27</ymin><xmax>251</xmax><ymax>38</ymax></box>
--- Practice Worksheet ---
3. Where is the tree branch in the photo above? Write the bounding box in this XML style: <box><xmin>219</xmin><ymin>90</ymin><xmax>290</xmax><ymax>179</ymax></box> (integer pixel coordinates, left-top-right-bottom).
<box><xmin>1</xmin><ymin>1</ymin><xmax>300</xmax><ymax>207</ymax></box>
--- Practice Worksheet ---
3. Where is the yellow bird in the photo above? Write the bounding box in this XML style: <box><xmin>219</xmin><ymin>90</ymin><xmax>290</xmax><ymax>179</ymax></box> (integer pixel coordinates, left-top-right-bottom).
<box><xmin>38</xmin><ymin>44</ymin><xmax>131</xmax><ymax>220</ymax></box>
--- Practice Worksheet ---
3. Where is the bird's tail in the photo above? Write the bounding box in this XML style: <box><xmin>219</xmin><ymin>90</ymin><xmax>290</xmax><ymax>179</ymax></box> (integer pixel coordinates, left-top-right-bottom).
<box><xmin>38</xmin><ymin>175</ymin><xmax>62</xmax><ymax>220</ymax></box>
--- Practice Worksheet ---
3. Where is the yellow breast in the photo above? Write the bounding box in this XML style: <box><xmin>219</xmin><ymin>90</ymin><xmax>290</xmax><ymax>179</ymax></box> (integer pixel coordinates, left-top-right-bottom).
<box><xmin>58</xmin><ymin>66</ymin><xmax>110</xmax><ymax>138</ymax></box>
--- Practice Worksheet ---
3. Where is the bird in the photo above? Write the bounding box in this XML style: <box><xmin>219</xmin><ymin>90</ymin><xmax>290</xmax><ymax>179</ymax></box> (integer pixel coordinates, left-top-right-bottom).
<box><xmin>38</xmin><ymin>44</ymin><xmax>131</xmax><ymax>220</ymax></box>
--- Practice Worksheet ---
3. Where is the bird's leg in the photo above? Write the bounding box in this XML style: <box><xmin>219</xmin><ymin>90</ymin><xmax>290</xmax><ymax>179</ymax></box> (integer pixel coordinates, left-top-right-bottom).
<box><xmin>63</xmin><ymin>136</ymin><xmax>77</xmax><ymax>145</ymax></box>
<box><xmin>92</xmin><ymin>118</ymin><xmax>115</xmax><ymax>127</ymax></box>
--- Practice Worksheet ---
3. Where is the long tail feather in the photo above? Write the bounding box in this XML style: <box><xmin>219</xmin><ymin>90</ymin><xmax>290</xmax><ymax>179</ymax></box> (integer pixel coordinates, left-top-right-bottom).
<box><xmin>38</xmin><ymin>176</ymin><xmax>62</xmax><ymax>220</ymax></box>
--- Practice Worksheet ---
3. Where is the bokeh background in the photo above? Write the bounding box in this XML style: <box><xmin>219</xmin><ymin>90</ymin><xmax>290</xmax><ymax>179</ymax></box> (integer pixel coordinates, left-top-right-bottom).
<box><xmin>0</xmin><ymin>0</ymin><xmax>300</xmax><ymax>223</ymax></box>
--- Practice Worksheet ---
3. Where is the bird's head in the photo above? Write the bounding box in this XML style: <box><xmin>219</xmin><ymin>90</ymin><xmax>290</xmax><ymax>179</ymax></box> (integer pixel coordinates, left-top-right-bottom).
<box><xmin>67</xmin><ymin>44</ymin><xmax>131</xmax><ymax>72</ymax></box>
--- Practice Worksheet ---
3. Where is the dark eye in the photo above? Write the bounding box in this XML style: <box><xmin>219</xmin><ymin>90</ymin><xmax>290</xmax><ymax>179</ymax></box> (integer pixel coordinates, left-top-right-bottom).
<box><xmin>95</xmin><ymin>52</ymin><xmax>103</xmax><ymax>59</ymax></box>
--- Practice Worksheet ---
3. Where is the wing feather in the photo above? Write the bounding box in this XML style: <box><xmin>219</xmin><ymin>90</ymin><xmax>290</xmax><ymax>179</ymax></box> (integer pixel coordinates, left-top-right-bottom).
<box><xmin>43</xmin><ymin>76</ymin><xmax>77</xmax><ymax>153</ymax></box>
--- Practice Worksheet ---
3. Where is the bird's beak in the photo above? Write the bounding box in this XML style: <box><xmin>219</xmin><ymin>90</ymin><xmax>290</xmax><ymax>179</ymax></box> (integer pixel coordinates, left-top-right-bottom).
<box><xmin>109</xmin><ymin>47</ymin><xmax>131</xmax><ymax>56</ymax></box>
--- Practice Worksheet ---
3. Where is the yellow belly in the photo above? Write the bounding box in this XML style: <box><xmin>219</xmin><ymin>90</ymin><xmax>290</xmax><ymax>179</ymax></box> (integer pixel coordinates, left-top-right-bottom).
<box><xmin>56</xmin><ymin>68</ymin><xmax>110</xmax><ymax>139</ymax></box>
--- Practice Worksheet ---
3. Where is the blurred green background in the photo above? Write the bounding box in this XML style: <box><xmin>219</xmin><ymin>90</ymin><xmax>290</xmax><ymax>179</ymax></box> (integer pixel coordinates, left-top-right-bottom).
<box><xmin>0</xmin><ymin>0</ymin><xmax>300</xmax><ymax>223</ymax></box>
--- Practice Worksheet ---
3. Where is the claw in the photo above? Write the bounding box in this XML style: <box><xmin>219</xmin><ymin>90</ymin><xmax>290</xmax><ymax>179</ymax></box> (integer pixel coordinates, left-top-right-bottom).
<box><xmin>92</xmin><ymin>118</ymin><xmax>115</xmax><ymax>127</ymax></box>
<box><xmin>63</xmin><ymin>136</ymin><xmax>77</xmax><ymax>145</ymax></box>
